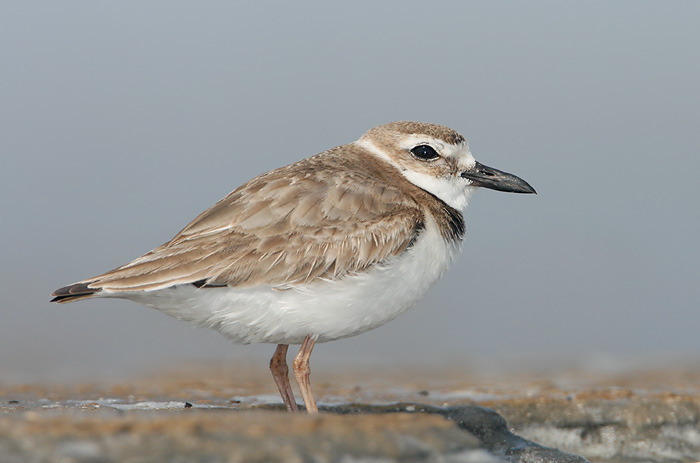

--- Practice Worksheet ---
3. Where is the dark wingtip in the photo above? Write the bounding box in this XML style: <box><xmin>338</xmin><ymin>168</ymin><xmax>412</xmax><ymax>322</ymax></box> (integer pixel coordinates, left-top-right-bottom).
<box><xmin>51</xmin><ymin>282</ymin><xmax>100</xmax><ymax>303</ymax></box>
<box><xmin>192</xmin><ymin>279</ymin><xmax>227</xmax><ymax>289</ymax></box>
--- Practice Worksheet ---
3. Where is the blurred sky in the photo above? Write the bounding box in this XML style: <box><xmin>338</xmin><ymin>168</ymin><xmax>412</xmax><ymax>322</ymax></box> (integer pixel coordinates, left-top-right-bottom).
<box><xmin>1</xmin><ymin>1</ymin><xmax>699</xmax><ymax>383</ymax></box>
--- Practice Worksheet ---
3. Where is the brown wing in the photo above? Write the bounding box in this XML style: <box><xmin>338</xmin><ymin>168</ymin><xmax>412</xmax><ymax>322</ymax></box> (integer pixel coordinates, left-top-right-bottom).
<box><xmin>57</xmin><ymin>148</ymin><xmax>425</xmax><ymax>296</ymax></box>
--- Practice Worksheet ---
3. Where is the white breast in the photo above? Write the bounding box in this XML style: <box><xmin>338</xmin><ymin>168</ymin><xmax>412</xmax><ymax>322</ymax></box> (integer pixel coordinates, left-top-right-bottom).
<box><xmin>116</xmin><ymin>215</ymin><xmax>463</xmax><ymax>345</ymax></box>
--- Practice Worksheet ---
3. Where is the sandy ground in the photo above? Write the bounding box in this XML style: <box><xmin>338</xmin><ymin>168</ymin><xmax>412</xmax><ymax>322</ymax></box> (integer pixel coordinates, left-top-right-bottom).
<box><xmin>2</xmin><ymin>364</ymin><xmax>699</xmax><ymax>462</ymax></box>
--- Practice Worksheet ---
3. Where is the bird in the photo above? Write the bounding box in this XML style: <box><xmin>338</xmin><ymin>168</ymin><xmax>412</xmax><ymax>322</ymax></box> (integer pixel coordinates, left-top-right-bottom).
<box><xmin>51</xmin><ymin>121</ymin><xmax>536</xmax><ymax>413</ymax></box>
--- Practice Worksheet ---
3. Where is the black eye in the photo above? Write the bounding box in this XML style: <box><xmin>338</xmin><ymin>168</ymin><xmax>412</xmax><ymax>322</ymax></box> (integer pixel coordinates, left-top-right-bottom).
<box><xmin>410</xmin><ymin>145</ymin><xmax>439</xmax><ymax>161</ymax></box>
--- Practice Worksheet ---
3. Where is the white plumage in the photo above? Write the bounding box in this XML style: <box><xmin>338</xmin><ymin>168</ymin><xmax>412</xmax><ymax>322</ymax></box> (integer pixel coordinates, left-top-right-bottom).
<box><xmin>116</xmin><ymin>214</ymin><xmax>463</xmax><ymax>344</ymax></box>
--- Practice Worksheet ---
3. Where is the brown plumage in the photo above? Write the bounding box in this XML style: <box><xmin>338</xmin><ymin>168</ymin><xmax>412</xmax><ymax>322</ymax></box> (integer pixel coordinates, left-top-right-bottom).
<box><xmin>52</xmin><ymin>136</ymin><xmax>464</xmax><ymax>302</ymax></box>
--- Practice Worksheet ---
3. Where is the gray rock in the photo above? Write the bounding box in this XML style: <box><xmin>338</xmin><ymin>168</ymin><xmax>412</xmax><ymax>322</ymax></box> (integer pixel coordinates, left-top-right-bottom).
<box><xmin>0</xmin><ymin>402</ymin><xmax>589</xmax><ymax>463</ymax></box>
<box><xmin>326</xmin><ymin>403</ymin><xmax>589</xmax><ymax>463</ymax></box>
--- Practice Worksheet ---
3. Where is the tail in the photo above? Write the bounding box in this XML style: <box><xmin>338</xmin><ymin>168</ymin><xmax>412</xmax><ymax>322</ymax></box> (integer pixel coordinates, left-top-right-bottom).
<box><xmin>51</xmin><ymin>282</ymin><xmax>101</xmax><ymax>303</ymax></box>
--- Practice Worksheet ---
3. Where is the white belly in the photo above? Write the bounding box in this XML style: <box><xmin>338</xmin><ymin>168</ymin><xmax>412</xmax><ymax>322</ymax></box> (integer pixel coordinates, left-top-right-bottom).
<box><xmin>114</xmin><ymin>217</ymin><xmax>463</xmax><ymax>345</ymax></box>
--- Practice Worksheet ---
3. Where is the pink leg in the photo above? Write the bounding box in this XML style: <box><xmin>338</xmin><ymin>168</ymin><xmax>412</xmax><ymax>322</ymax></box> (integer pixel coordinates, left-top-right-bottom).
<box><xmin>293</xmin><ymin>334</ymin><xmax>319</xmax><ymax>414</ymax></box>
<box><xmin>270</xmin><ymin>344</ymin><xmax>299</xmax><ymax>412</ymax></box>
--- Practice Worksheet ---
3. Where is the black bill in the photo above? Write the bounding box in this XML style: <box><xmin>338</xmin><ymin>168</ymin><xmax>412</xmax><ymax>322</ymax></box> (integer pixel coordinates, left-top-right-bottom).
<box><xmin>461</xmin><ymin>162</ymin><xmax>536</xmax><ymax>194</ymax></box>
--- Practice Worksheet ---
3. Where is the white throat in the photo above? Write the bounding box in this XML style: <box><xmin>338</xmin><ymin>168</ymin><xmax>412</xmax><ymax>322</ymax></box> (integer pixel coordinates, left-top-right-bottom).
<box><xmin>402</xmin><ymin>170</ymin><xmax>473</xmax><ymax>211</ymax></box>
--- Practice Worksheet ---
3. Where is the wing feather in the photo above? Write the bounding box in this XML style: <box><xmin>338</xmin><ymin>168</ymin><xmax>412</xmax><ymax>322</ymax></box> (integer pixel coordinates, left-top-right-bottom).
<box><xmin>80</xmin><ymin>148</ymin><xmax>425</xmax><ymax>293</ymax></box>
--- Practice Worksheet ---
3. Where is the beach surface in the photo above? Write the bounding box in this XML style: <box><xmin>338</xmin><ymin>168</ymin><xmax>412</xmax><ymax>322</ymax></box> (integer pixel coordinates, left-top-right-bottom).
<box><xmin>2</xmin><ymin>365</ymin><xmax>699</xmax><ymax>462</ymax></box>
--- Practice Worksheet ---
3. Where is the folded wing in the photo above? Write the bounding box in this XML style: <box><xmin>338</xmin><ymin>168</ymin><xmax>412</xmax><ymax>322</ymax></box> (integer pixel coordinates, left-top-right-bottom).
<box><xmin>52</xmin><ymin>152</ymin><xmax>424</xmax><ymax>302</ymax></box>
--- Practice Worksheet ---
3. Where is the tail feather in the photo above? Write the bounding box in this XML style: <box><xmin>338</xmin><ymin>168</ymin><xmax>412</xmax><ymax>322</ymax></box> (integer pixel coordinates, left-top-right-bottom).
<box><xmin>51</xmin><ymin>282</ymin><xmax>101</xmax><ymax>303</ymax></box>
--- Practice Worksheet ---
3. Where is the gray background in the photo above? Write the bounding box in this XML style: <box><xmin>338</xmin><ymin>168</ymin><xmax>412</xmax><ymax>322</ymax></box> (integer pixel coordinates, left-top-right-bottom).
<box><xmin>2</xmin><ymin>1</ymin><xmax>699</xmax><ymax>383</ymax></box>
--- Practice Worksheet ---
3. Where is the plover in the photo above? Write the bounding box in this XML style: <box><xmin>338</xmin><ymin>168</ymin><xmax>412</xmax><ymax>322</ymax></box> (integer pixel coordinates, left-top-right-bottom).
<box><xmin>52</xmin><ymin>121</ymin><xmax>535</xmax><ymax>413</ymax></box>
